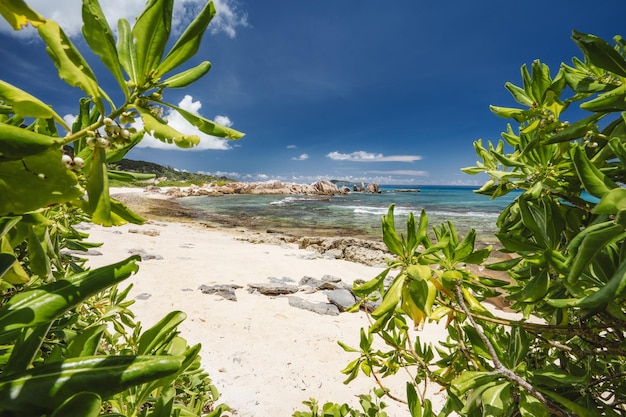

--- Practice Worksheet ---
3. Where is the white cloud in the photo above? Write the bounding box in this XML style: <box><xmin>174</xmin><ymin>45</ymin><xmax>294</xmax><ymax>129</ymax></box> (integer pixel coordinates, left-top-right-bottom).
<box><xmin>0</xmin><ymin>0</ymin><xmax>248</xmax><ymax>39</ymax></box>
<box><xmin>291</xmin><ymin>153</ymin><xmax>309</xmax><ymax>161</ymax></box>
<box><xmin>135</xmin><ymin>95</ymin><xmax>235</xmax><ymax>151</ymax></box>
<box><xmin>214</xmin><ymin>115</ymin><xmax>233</xmax><ymax>127</ymax></box>
<box><xmin>63</xmin><ymin>114</ymin><xmax>77</xmax><ymax>128</ymax></box>
<box><xmin>367</xmin><ymin>170</ymin><xmax>428</xmax><ymax>176</ymax></box>
<box><xmin>287</xmin><ymin>145</ymin><xmax>297</xmax><ymax>149</ymax></box>
<box><xmin>198</xmin><ymin>170</ymin><xmax>241</xmax><ymax>178</ymax></box>
<box><xmin>210</xmin><ymin>0</ymin><xmax>249</xmax><ymax>38</ymax></box>
<box><xmin>326</xmin><ymin>151</ymin><xmax>422</xmax><ymax>163</ymax></box>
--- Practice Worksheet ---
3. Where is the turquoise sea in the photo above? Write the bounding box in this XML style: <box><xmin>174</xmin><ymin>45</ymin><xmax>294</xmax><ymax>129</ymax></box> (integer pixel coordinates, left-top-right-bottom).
<box><xmin>178</xmin><ymin>185</ymin><xmax>518</xmax><ymax>242</ymax></box>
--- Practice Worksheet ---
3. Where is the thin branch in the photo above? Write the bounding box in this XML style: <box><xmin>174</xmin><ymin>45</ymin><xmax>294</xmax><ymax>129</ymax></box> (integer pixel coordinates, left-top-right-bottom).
<box><xmin>455</xmin><ymin>283</ymin><xmax>574</xmax><ymax>417</ymax></box>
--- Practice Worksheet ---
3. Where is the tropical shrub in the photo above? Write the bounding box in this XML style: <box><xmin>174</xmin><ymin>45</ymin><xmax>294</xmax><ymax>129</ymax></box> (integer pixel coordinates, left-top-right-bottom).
<box><xmin>0</xmin><ymin>0</ymin><xmax>242</xmax><ymax>415</ymax></box>
<box><xmin>316</xmin><ymin>31</ymin><xmax>626</xmax><ymax>417</ymax></box>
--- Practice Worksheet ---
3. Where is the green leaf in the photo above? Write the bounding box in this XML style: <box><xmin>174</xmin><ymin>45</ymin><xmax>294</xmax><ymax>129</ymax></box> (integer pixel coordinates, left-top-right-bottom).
<box><xmin>84</xmin><ymin>146</ymin><xmax>114</xmax><ymax>226</ymax></box>
<box><xmin>0</xmin><ymin>256</ymin><xmax>140</xmax><ymax>338</ymax></box>
<box><xmin>486</xmin><ymin>257</ymin><xmax>522</xmax><ymax>271</ymax></box>
<box><xmin>0</xmin><ymin>0</ymin><xmax>45</xmax><ymax>30</ymax></box>
<box><xmin>108</xmin><ymin>170</ymin><xmax>154</xmax><ymax>182</ymax></box>
<box><xmin>571</xmin><ymin>146</ymin><xmax>618</xmax><ymax>198</ymax></box>
<box><xmin>352</xmin><ymin>268</ymin><xmax>390</xmax><ymax>297</ymax></box>
<box><xmin>495</xmin><ymin>232</ymin><xmax>543</xmax><ymax>253</ymax></box>
<box><xmin>110</xmin><ymin>198</ymin><xmax>147</xmax><ymax>225</ymax></box>
<box><xmin>82</xmin><ymin>0</ymin><xmax>127</xmax><ymax>97</ymax></box>
<box><xmin>505</xmin><ymin>82</ymin><xmax>534</xmax><ymax>106</ymax></box>
<box><xmin>518</xmin><ymin>391</ymin><xmax>549</xmax><ymax>417</ymax></box>
<box><xmin>117</xmin><ymin>18</ymin><xmax>139</xmax><ymax>83</ymax></box>
<box><xmin>0</xmin><ymin>81</ymin><xmax>68</xmax><ymax>129</ymax></box>
<box><xmin>454</xmin><ymin>228</ymin><xmax>476</xmax><ymax>262</ymax></box>
<box><xmin>65</xmin><ymin>324</ymin><xmax>107</xmax><ymax>358</ymax></box>
<box><xmin>37</xmin><ymin>20</ymin><xmax>106</xmax><ymax>113</ymax></box>
<box><xmin>0</xmin><ymin>148</ymin><xmax>82</xmax><ymax>216</ymax></box>
<box><xmin>538</xmin><ymin>388</ymin><xmax>602</xmax><ymax>417</ymax></box>
<box><xmin>158</xmin><ymin>61</ymin><xmax>212</xmax><ymax>89</ymax></box>
<box><xmin>594</xmin><ymin>188</ymin><xmax>626</xmax><ymax>214</ymax></box>
<box><xmin>407</xmin><ymin>383</ymin><xmax>422</xmax><ymax>417</ymax></box>
<box><xmin>156</xmin><ymin>1</ymin><xmax>216</xmax><ymax>76</ymax></box>
<box><xmin>0</xmin><ymin>253</ymin><xmax>16</xmax><ymax>280</ymax></box>
<box><xmin>573</xmin><ymin>30</ymin><xmax>626</xmax><ymax>77</ymax></box>
<box><xmin>0</xmin><ymin>122</ymin><xmax>63</xmax><ymax>161</ymax></box>
<box><xmin>27</xmin><ymin>226</ymin><xmax>51</xmax><ymax>280</ymax></box>
<box><xmin>608</xmin><ymin>135</ymin><xmax>626</xmax><ymax>166</ymax></box>
<box><xmin>531</xmin><ymin>60</ymin><xmax>551</xmax><ymax>104</ymax></box>
<box><xmin>0</xmin><ymin>355</ymin><xmax>182</xmax><ymax>414</ymax></box>
<box><xmin>3</xmin><ymin>323</ymin><xmax>51</xmax><ymax>375</ymax></box>
<box><xmin>463</xmin><ymin>247</ymin><xmax>491</xmax><ymax>265</ymax></box>
<box><xmin>577</xmin><ymin>256</ymin><xmax>626</xmax><ymax>310</ymax></box>
<box><xmin>580</xmin><ymin>83</ymin><xmax>626</xmax><ymax>112</ymax></box>
<box><xmin>371</xmin><ymin>274</ymin><xmax>405</xmax><ymax>319</ymax></box>
<box><xmin>137</xmin><ymin>310</ymin><xmax>186</xmax><ymax>355</ymax></box>
<box><xmin>381</xmin><ymin>205</ymin><xmax>404</xmax><ymax>257</ymax></box>
<box><xmin>480</xmin><ymin>381</ymin><xmax>511</xmax><ymax>416</ymax></box>
<box><xmin>567</xmin><ymin>221</ymin><xmax>626</xmax><ymax>284</ymax></box>
<box><xmin>511</xmin><ymin>269</ymin><xmax>550</xmax><ymax>303</ymax></box>
<box><xmin>50</xmin><ymin>392</ymin><xmax>101</xmax><ymax>417</ymax></box>
<box><xmin>133</xmin><ymin>0</ymin><xmax>173</xmax><ymax>85</ymax></box>
<box><xmin>450</xmin><ymin>371</ymin><xmax>495</xmax><ymax>397</ymax></box>
<box><xmin>544</xmin><ymin>113</ymin><xmax>604</xmax><ymax>144</ymax></box>
<box><xmin>531</xmin><ymin>367</ymin><xmax>587</xmax><ymax>387</ymax></box>
<box><xmin>562</xmin><ymin>64</ymin><xmax>617</xmax><ymax>93</ymax></box>
<box><xmin>0</xmin><ymin>238</ymin><xmax>28</xmax><ymax>285</ymax></box>
<box><xmin>150</xmin><ymin>387</ymin><xmax>175</xmax><ymax>417</ymax></box>
<box><xmin>137</xmin><ymin>106</ymin><xmax>200</xmax><ymax>148</ymax></box>
<box><xmin>104</xmin><ymin>130</ymin><xmax>144</xmax><ymax>163</ymax></box>
<box><xmin>162</xmin><ymin>101</ymin><xmax>245</xmax><ymax>140</ymax></box>
<box><xmin>489</xmin><ymin>105</ymin><xmax>530</xmax><ymax>122</ymax></box>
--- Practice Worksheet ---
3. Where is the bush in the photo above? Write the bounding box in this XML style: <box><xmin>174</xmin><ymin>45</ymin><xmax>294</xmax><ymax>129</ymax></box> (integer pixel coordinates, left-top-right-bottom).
<box><xmin>0</xmin><ymin>0</ymin><xmax>242</xmax><ymax>415</ymax></box>
<box><xmin>312</xmin><ymin>31</ymin><xmax>626</xmax><ymax>417</ymax></box>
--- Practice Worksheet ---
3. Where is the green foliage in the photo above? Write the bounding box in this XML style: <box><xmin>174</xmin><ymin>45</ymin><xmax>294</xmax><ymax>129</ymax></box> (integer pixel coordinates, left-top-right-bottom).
<box><xmin>302</xmin><ymin>31</ymin><xmax>626</xmax><ymax>417</ymax></box>
<box><xmin>294</xmin><ymin>390</ymin><xmax>389</xmax><ymax>417</ymax></box>
<box><xmin>0</xmin><ymin>0</ymin><xmax>240</xmax><ymax>415</ymax></box>
<box><xmin>109</xmin><ymin>158</ymin><xmax>236</xmax><ymax>187</ymax></box>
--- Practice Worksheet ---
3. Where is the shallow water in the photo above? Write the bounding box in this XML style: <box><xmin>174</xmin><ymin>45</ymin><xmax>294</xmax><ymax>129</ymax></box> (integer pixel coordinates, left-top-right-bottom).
<box><xmin>179</xmin><ymin>185</ymin><xmax>518</xmax><ymax>242</ymax></box>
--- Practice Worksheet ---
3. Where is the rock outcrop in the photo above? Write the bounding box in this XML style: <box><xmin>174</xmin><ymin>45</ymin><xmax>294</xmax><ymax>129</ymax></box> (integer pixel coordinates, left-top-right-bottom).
<box><xmin>148</xmin><ymin>180</ymin><xmax>381</xmax><ymax>197</ymax></box>
<box><xmin>240</xmin><ymin>234</ymin><xmax>390</xmax><ymax>267</ymax></box>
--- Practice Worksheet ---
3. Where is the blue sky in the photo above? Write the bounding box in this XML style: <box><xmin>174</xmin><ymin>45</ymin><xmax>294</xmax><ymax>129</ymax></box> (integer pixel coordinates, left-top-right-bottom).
<box><xmin>1</xmin><ymin>0</ymin><xmax>624</xmax><ymax>185</ymax></box>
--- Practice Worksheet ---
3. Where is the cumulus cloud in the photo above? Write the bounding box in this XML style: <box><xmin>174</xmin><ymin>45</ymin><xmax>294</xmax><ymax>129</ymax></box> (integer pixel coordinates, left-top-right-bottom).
<box><xmin>198</xmin><ymin>170</ymin><xmax>241</xmax><ymax>178</ymax></box>
<box><xmin>287</xmin><ymin>145</ymin><xmax>298</xmax><ymax>149</ymax></box>
<box><xmin>326</xmin><ymin>151</ymin><xmax>422</xmax><ymax>163</ymax></box>
<box><xmin>0</xmin><ymin>0</ymin><xmax>248</xmax><ymax>39</ymax></box>
<box><xmin>210</xmin><ymin>0</ymin><xmax>249</xmax><ymax>38</ymax></box>
<box><xmin>135</xmin><ymin>95</ymin><xmax>235</xmax><ymax>151</ymax></box>
<box><xmin>291</xmin><ymin>153</ymin><xmax>309</xmax><ymax>161</ymax></box>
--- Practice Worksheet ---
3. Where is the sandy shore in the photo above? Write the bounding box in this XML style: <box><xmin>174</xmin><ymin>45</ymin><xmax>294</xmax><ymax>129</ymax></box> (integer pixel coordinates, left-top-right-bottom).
<box><xmin>76</xmin><ymin>189</ymin><xmax>452</xmax><ymax>415</ymax></box>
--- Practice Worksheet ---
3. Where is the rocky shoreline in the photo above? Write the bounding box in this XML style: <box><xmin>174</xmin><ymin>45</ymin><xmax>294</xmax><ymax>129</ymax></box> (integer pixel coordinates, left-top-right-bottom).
<box><xmin>150</xmin><ymin>179</ymin><xmax>381</xmax><ymax>197</ymax></box>
<box><xmin>112</xmin><ymin>187</ymin><xmax>512</xmax><ymax>313</ymax></box>
<box><xmin>113</xmin><ymin>189</ymin><xmax>392</xmax><ymax>266</ymax></box>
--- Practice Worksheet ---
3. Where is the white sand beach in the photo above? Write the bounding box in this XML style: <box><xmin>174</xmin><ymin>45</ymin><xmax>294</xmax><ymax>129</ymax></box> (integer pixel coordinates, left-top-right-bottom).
<box><xmin>80</xmin><ymin>190</ymin><xmax>451</xmax><ymax>416</ymax></box>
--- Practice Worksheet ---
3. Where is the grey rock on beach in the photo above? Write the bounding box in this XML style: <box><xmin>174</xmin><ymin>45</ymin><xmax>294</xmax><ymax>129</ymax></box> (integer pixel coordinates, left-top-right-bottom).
<box><xmin>200</xmin><ymin>274</ymin><xmax>368</xmax><ymax>316</ymax></box>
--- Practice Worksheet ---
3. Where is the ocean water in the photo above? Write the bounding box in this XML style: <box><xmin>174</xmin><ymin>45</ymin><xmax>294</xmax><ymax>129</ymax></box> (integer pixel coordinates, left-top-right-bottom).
<box><xmin>178</xmin><ymin>185</ymin><xmax>518</xmax><ymax>241</ymax></box>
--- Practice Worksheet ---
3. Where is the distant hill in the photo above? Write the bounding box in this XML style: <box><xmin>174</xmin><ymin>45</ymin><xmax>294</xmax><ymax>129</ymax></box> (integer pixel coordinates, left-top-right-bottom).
<box><xmin>110</xmin><ymin>159</ymin><xmax>236</xmax><ymax>186</ymax></box>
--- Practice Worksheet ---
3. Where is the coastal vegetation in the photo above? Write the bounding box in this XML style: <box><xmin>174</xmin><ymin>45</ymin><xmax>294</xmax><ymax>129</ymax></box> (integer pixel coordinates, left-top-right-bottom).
<box><xmin>109</xmin><ymin>158</ymin><xmax>236</xmax><ymax>187</ymax></box>
<box><xmin>300</xmin><ymin>32</ymin><xmax>626</xmax><ymax>416</ymax></box>
<box><xmin>0</xmin><ymin>0</ymin><xmax>241</xmax><ymax>415</ymax></box>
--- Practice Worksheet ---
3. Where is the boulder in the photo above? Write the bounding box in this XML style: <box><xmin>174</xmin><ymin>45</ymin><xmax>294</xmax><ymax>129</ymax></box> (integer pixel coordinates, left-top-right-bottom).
<box><xmin>366</xmin><ymin>183</ymin><xmax>380</xmax><ymax>193</ymax></box>
<box><xmin>288</xmin><ymin>296</ymin><xmax>340</xmax><ymax>316</ymax></box>
<box><xmin>325</xmin><ymin>289</ymin><xmax>357</xmax><ymax>311</ymax></box>
<box><xmin>310</xmin><ymin>180</ymin><xmax>340</xmax><ymax>195</ymax></box>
